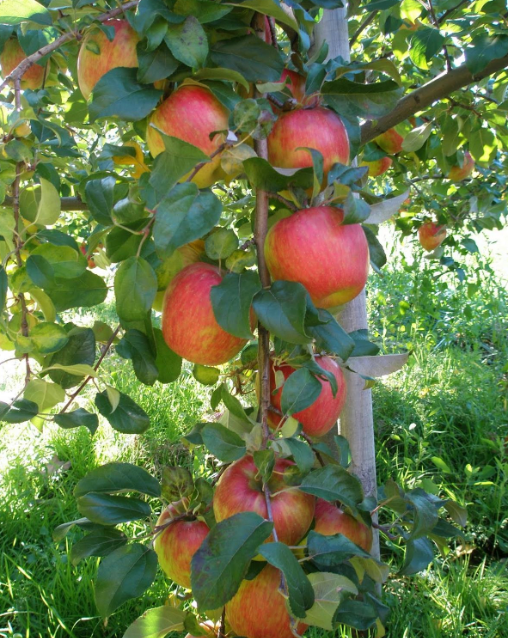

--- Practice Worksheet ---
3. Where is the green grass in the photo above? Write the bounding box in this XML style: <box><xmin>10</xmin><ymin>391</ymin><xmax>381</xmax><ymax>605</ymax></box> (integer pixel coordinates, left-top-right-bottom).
<box><xmin>1</xmin><ymin>247</ymin><xmax>508</xmax><ymax>637</ymax></box>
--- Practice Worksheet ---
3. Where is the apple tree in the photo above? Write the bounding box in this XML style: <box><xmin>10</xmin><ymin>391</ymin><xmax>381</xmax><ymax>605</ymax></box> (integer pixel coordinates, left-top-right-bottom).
<box><xmin>0</xmin><ymin>0</ymin><xmax>506</xmax><ymax>636</ymax></box>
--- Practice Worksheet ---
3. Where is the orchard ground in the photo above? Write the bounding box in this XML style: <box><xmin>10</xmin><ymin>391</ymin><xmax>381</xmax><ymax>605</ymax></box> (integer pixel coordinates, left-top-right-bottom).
<box><xmin>1</xmin><ymin>229</ymin><xmax>507</xmax><ymax>638</ymax></box>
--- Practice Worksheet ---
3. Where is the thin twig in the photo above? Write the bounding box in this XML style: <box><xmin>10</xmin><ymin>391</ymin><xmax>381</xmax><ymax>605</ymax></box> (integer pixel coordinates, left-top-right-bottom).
<box><xmin>267</xmin><ymin>191</ymin><xmax>298</xmax><ymax>211</ymax></box>
<box><xmin>426</xmin><ymin>0</ymin><xmax>452</xmax><ymax>71</ymax></box>
<box><xmin>184</xmin><ymin>141</ymin><xmax>228</xmax><ymax>183</ymax></box>
<box><xmin>59</xmin><ymin>325</ymin><xmax>121</xmax><ymax>413</ymax></box>
<box><xmin>0</xmin><ymin>0</ymin><xmax>140</xmax><ymax>92</ymax></box>
<box><xmin>438</xmin><ymin>0</ymin><xmax>470</xmax><ymax>24</ymax></box>
<box><xmin>350</xmin><ymin>11</ymin><xmax>379</xmax><ymax>47</ymax></box>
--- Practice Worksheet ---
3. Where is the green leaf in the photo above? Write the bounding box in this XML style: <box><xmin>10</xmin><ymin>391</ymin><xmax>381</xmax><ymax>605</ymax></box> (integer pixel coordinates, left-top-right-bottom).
<box><xmin>363</xmin><ymin>225</ymin><xmax>387</xmax><ymax>271</ymax></box>
<box><xmin>95</xmin><ymin>391</ymin><xmax>150</xmax><ymax>435</ymax></box>
<box><xmin>161</xmin><ymin>466</ymin><xmax>194</xmax><ymax>502</ymax></box>
<box><xmin>348</xmin><ymin>329</ymin><xmax>380</xmax><ymax>357</ymax></box>
<box><xmin>253</xmin><ymin>449</ymin><xmax>275</xmax><ymax>482</ymax></box>
<box><xmin>280</xmin><ymin>368</ymin><xmax>322</xmax><ymax>416</ymax></box>
<box><xmin>47</xmin><ymin>328</ymin><xmax>95</xmax><ymax>389</ymax></box>
<box><xmin>149</xmin><ymin>139</ymin><xmax>208</xmax><ymax>204</ymax></box>
<box><xmin>322</xmin><ymin>79</ymin><xmax>403</xmax><ymax>119</ymax></box>
<box><xmin>0</xmin><ymin>0</ymin><xmax>51</xmax><ymax>26</ymax></box>
<box><xmin>300</xmin><ymin>465</ymin><xmax>363</xmax><ymax>509</ymax></box>
<box><xmin>205</xmin><ymin>229</ymin><xmax>238</xmax><ymax>260</ymax></box>
<box><xmin>89</xmin><ymin>68</ymin><xmax>162</xmax><ymax>122</ymax></box>
<box><xmin>31</xmin><ymin>244</ymin><xmax>86</xmax><ymax>280</ymax></box>
<box><xmin>70</xmin><ymin>528</ymin><xmax>127</xmax><ymax>566</ymax></box>
<box><xmin>210</xmin><ymin>36</ymin><xmax>284</xmax><ymax>83</ymax></box>
<box><xmin>259</xmin><ymin>542</ymin><xmax>314</xmax><ymax>618</ymax></box>
<box><xmin>465</xmin><ymin>35</ymin><xmax>508</xmax><ymax>76</ymax></box>
<box><xmin>401</xmin><ymin>122</ymin><xmax>433</xmax><ymax>152</ymax></box>
<box><xmin>95</xmin><ymin>544</ymin><xmax>157</xmax><ymax>617</ymax></box>
<box><xmin>304</xmin><ymin>572</ymin><xmax>358</xmax><ymax>630</ymax></box>
<box><xmin>24</xmin><ymin>379</ymin><xmax>65</xmax><ymax>412</ymax></box>
<box><xmin>137</xmin><ymin>42</ymin><xmax>179</xmax><ymax>84</ymax></box>
<box><xmin>53</xmin><ymin>409</ymin><xmax>99</xmax><ymax>435</ymax></box>
<box><xmin>192</xmin><ymin>364</ymin><xmax>220</xmax><ymax>386</ymax></box>
<box><xmin>116</xmin><ymin>330</ymin><xmax>159</xmax><ymax>386</ymax></box>
<box><xmin>153</xmin><ymin>185</ymin><xmax>222</xmax><ymax>259</ymax></box>
<box><xmin>210</xmin><ymin>271</ymin><xmax>260</xmax><ymax>340</ymax></box>
<box><xmin>284</xmin><ymin>438</ymin><xmax>314</xmax><ymax>474</ymax></box>
<box><xmin>28</xmin><ymin>322</ymin><xmax>68</xmax><ymax>355</ymax></box>
<box><xmin>112</xmin><ymin>198</ymin><xmax>146</xmax><ymax>225</ymax></box>
<box><xmin>306</xmin><ymin>309</ymin><xmax>355</xmax><ymax>361</ymax></box>
<box><xmin>253</xmin><ymin>281</ymin><xmax>310</xmax><ymax>345</ymax></box>
<box><xmin>191</xmin><ymin>512</ymin><xmax>273</xmax><ymax>610</ymax></box>
<box><xmin>74</xmin><ymin>462</ymin><xmax>161</xmax><ymax>498</ymax></box>
<box><xmin>409</xmin><ymin>28</ymin><xmax>446</xmax><ymax>70</ymax></box>
<box><xmin>20</xmin><ymin>179</ymin><xmax>61</xmax><ymax>226</ymax></box>
<box><xmin>333</xmin><ymin>598</ymin><xmax>378</xmax><ymax>631</ymax></box>
<box><xmin>399</xmin><ymin>537</ymin><xmax>434</xmax><ymax>576</ymax></box>
<box><xmin>115</xmin><ymin>257</ymin><xmax>157</xmax><ymax>323</ymax></box>
<box><xmin>0</xmin><ymin>264</ymin><xmax>7</xmax><ymax>314</ymax></box>
<box><xmin>0</xmin><ymin>399</ymin><xmax>38</xmax><ymax>424</ymax></box>
<box><xmin>77</xmin><ymin>493</ymin><xmax>151</xmax><ymax>525</ymax></box>
<box><xmin>106</xmin><ymin>220</ymin><xmax>146</xmax><ymax>263</ymax></box>
<box><xmin>243</xmin><ymin>157</ymin><xmax>313</xmax><ymax>193</ymax></box>
<box><xmin>193</xmin><ymin>66</ymin><xmax>249</xmax><ymax>90</ymax></box>
<box><xmin>123</xmin><ymin>605</ymin><xmax>186</xmax><ymax>638</ymax></box>
<box><xmin>153</xmin><ymin>328</ymin><xmax>182</xmax><ymax>384</ymax></box>
<box><xmin>173</xmin><ymin>0</ymin><xmax>233</xmax><ymax>23</ymax></box>
<box><xmin>469</xmin><ymin>127</ymin><xmax>497</xmax><ymax>164</ymax></box>
<box><xmin>201</xmin><ymin>423</ymin><xmax>246</xmax><ymax>462</ymax></box>
<box><xmin>44</xmin><ymin>271</ymin><xmax>107</xmax><ymax>311</ymax></box>
<box><xmin>26</xmin><ymin>255</ymin><xmax>55</xmax><ymax>288</ymax></box>
<box><xmin>307</xmin><ymin>531</ymin><xmax>370</xmax><ymax>570</ymax></box>
<box><xmin>406</xmin><ymin>488</ymin><xmax>439</xmax><ymax>540</ymax></box>
<box><xmin>165</xmin><ymin>16</ymin><xmax>208</xmax><ymax>68</ymax></box>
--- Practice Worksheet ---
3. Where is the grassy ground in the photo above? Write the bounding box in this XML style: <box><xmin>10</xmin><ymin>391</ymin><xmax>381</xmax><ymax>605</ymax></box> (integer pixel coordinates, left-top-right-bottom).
<box><xmin>1</xmin><ymin>238</ymin><xmax>507</xmax><ymax>638</ymax></box>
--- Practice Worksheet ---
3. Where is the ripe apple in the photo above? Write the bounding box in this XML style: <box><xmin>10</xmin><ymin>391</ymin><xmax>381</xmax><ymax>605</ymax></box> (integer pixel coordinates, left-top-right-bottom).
<box><xmin>77</xmin><ymin>19</ymin><xmax>140</xmax><ymax>100</ymax></box>
<box><xmin>213</xmin><ymin>455</ymin><xmax>315</xmax><ymax>545</ymax></box>
<box><xmin>267</xmin><ymin>356</ymin><xmax>347</xmax><ymax>437</ymax></box>
<box><xmin>112</xmin><ymin>141</ymin><xmax>149</xmax><ymax>179</ymax></box>
<box><xmin>360</xmin><ymin>156</ymin><xmax>392</xmax><ymax>177</ymax></box>
<box><xmin>154</xmin><ymin>507</ymin><xmax>209</xmax><ymax>589</ymax></box>
<box><xmin>162</xmin><ymin>262</ymin><xmax>248</xmax><ymax>366</ymax></box>
<box><xmin>147</xmin><ymin>85</ymin><xmax>229</xmax><ymax>189</ymax></box>
<box><xmin>264</xmin><ymin>206</ymin><xmax>369</xmax><ymax>309</ymax></box>
<box><xmin>448</xmin><ymin>150</ymin><xmax>474</xmax><ymax>181</ymax></box>
<box><xmin>226</xmin><ymin>564</ymin><xmax>307</xmax><ymax>638</ymax></box>
<box><xmin>374</xmin><ymin>127</ymin><xmax>404</xmax><ymax>154</ymax></box>
<box><xmin>418</xmin><ymin>220</ymin><xmax>447</xmax><ymax>252</ymax></box>
<box><xmin>314</xmin><ymin>499</ymin><xmax>373</xmax><ymax>552</ymax></box>
<box><xmin>0</xmin><ymin>39</ymin><xmax>45</xmax><ymax>90</ymax></box>
<box><xmin>80</xmin><ymin>243</ymin><xmax>96</xmax><ymax>269</ymax></box>
<box><xmin>267</xmin><ymin>107</ymin><xmax>350</xmax><ymax>178</ymax></box>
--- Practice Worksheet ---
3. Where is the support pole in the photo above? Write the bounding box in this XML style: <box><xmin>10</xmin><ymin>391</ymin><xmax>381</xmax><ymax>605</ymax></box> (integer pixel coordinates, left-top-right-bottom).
<box><xmin>315</xmin><ymin>7</ymin><xmax>380</xmax><ymax>560</ymax></box>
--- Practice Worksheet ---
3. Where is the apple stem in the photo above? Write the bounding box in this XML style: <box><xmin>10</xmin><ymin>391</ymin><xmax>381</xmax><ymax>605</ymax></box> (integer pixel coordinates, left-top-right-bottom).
<box><xmin>267</xmin><ymin>191</ymin><xmax>298</xmax><ymax>212</ymax></box>
<box><xmin>185</xmin><ymin>141</ymin><xmax>229</xmax><ymax>184</ymax></box>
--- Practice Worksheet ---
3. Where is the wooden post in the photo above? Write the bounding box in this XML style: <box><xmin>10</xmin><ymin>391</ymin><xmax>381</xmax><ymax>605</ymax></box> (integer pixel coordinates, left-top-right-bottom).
<box><xmin>315</xmin><ymin>8</ymin><xmax>380</xmax><ymax>560</ymax></box>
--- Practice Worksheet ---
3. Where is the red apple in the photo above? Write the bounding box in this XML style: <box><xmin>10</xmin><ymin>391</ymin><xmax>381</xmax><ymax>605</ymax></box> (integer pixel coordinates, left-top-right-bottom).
<box><xmin>314</xmin><ymin>499</ymin><xmax>373</xmax><ymax>552</ymax></box>
<box><xmin>264</xmin><ymin>206</ymin><xmax>369</xmax><ymax>309</ymax></box>
<box><xmin>267</xmin><ymin>356</ymin><xmax>346</xmax><ymax>437</ymax></box>
<box><xmin>374</xmin><ymin>127</ymin><xmax>404</xmax><ymax>154</ymax></box>
<box><xmin>226</xmin><ymin>564</ymin><xmax>307</xmax><ymax>638</ymax></box>
<box><xmin>418</xmin><ymin>221</ymin><xmax>447</xmax><ymax>252</ymax></box>
<box><xmin>360</xmin><ymin>156</ymin><xmax>392</xmax><ymax>177</ymax></box>
<box><xmin>0</xmin><ymin>39</ymin><xmax>45</xmax><ymax>90</ymax></box>
<box><xmin>154</xmin><ymin>507</ymin><xmax>209</xmax><ymax>588</ymax></box>
<box><xmin>147</xmin><ymin>85</ymin><xmax>229</xmax><ymax>189</ymax></box>
<box><xmin>77</xmin><ymin>19</ymin><xmax>140</xmax><ymax>100</ymax></box>
<box><xmin>213</xmin><ymin>455</ymin><xmax>315</xmax><ymax>546</ymax></box>
<box><xmin>267</xmin><ymin>107</ymin><xmax>350</xmax><ymax>178</ymax></box>
<box><xmin>448</xmin><ymin>150</ymin><xmax>474</xmax><ymax>181</ymax></box>
<box><xmin>162</xmin><ymin>262</ymin><xmax>248</xmax><ymax>366</ymax></box>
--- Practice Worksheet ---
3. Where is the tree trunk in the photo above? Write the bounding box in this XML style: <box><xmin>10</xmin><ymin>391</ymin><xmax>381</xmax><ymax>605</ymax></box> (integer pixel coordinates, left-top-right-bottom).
<box><xmin>315</xmin><ymin>7</ymin><xmax>380</xmax><ymax>560</ymax></box>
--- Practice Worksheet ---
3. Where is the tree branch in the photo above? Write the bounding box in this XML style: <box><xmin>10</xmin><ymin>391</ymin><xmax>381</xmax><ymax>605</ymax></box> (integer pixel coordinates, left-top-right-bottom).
<box><xmin>350</xmin><ymin>11</ymin><xmax>378</xmax><ymax>47</ymax></box>
<box><xmin>360</xmin><ymin>53</ymin><xmax>508</xmax><ymax>145</ymax></box>
<box><xmin>0</xmin><ymin>0</ymin><xmax>140</xmax><ymax>93</ymax></box>
<box><xmin>3</xmin><ymin>195</ymin><xmax>88</xmax><ymax>211</ymax></box>
<box><xmin>438</xmin><ymin>0</ymin><xmax>470</xmax><ymax>24</ymax></box>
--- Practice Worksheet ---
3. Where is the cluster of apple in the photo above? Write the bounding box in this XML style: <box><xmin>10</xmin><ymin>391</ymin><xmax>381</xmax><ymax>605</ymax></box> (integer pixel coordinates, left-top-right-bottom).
<box><xmin>155</xmin><ymin>465</ymin><xmax>372</xmax><ymax>638</ymax></box>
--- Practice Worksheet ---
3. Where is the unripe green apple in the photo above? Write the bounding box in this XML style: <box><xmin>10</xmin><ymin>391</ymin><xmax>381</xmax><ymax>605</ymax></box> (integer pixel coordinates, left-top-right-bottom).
<box><xmin>213</xmin><ymin>454</ymin><xmax>315</xmax><ymax>546</ymax></box>
<box><xmin>147</xmin><ymin>85</ymin><xmax>229</xmax><ymax>189</ymax></box>
<box><xmin>264</xmin><ymin>206</ymin><xmax>369</xmax><ymax>309</ymax></box>
<box><xmin>226</xmin><ymin>564</ymin><xmax>308</xmax><ymax>638</ymax></box>
<box><xmin>267</xmin><ymin>106</ymin><xmax>349</xmax><ymax>179</ymax></box>
<box><xmin>0</xmin><ymin>39</ymin><xmax>45</xmax><ymax>90</ymax></box>
<box><xmin>77</xmin><ymin>19</ymin><xmax>140</xmax><ymax>100</ymax></box>
<box><xmin>161</xmin><ymin>262</ymin><xmax>247</xmax><ymax>366</ymax></box>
